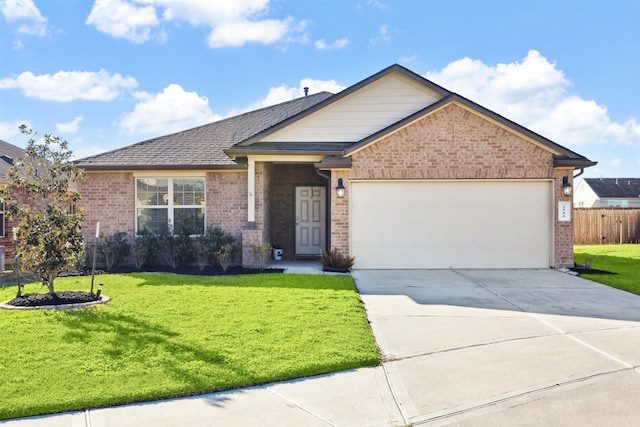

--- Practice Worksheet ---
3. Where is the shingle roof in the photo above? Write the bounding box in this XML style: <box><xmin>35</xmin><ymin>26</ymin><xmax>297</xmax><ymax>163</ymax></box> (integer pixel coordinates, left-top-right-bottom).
<box><xmin>0</xmin><ymin>139</ymin><xmax>24</xmax><ymax>180</ymax></box>
<box><xmin>584</xmin><ymin>178</ymin><xmax>640</xmax><ymax>199</ymax></box>
<box><xmin>75</xmin><ymin>92</ymin><xmax>334</xmax><ymax>170</ymax></box>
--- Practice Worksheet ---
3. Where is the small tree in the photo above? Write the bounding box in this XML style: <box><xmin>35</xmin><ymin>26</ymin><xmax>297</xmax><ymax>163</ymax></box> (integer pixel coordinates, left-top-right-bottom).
<box><xmin>0</xmin><ymin>126</ymin><xmax>86</xmax><ymax>294</ymax></box>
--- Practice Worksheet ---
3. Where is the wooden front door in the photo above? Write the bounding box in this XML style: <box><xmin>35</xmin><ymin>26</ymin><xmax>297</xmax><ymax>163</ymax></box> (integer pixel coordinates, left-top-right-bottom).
<box><xmin>295</xmin><ymin>186</ymin><xmax>326</xmax><ymax>255</ymax></box>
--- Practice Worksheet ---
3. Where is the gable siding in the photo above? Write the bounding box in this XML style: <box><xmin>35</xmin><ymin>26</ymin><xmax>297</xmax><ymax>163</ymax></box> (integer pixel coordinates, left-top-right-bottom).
<box><xmin>329</xmin><ymin>103</ymin><xmax>574</xmax><ymax>267</ymax></box>
<box><xmin>262</xmin><ymin>74</ymin><xmax>442</xmax><ymax>143</ymax></box>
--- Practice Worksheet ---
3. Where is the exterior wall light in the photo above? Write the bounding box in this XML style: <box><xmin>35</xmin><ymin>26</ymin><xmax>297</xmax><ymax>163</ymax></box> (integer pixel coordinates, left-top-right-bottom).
<box><xmin>562</xmin><ymin>176</ymin><xmax>572</xmax><ymax>196</ymax></box>
<box><xmin>336</xmin><ymin>178</ymin><xmax>345</xmax><ymax>198</ymax></box>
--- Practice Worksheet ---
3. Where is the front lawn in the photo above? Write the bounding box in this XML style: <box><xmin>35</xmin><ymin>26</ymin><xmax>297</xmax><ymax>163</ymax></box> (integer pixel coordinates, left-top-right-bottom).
<box><xmin>0</xmin><ymin>273</ymin><xmax>380</xmax><ymax>420</ymax></box>
<box><xmin>574</xmin><ymin>244</ymin><xmax>640</xmax><ymax>295</ymax></box>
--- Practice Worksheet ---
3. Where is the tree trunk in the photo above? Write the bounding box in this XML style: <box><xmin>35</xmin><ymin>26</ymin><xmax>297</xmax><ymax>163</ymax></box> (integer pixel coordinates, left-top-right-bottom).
<box><xmin>47</xmin><ymin>273</ymin><xmax>56</xmax><ymax>294</ymax></box>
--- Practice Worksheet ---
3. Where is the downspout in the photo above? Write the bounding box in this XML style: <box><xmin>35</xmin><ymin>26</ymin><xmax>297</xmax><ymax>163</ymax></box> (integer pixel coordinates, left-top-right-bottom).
<box><xmin>573</xmin><ymin>168</ymin><xmax>584</xmax><ymax>179</ymax></box>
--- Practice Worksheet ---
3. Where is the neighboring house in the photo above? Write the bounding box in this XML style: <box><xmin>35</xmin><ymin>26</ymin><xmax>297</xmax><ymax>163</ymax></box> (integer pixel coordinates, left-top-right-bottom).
<box><xmin>574</xmin><ymin>178</ymin><xmax>640</xmax><ymax>208</ymax></box>
<box><xmin>75</xmin><ymin>64</ymin><xmax>596</xmax><ymax>269</ymax></box>
<box><xmin>0</xmin><ymin>139</ymin><xmax>26</xmax><ymax>267</ymax></box>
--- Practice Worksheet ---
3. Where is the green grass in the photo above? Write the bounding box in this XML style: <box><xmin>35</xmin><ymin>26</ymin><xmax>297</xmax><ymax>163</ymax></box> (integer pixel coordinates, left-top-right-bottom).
<box><xmin>0</xmin><ymin>273</ymin><xmax>380</xmax><ymax>420</ymax></box>
<box><xmin>574</xmin><ymin>244</ymin><xmax>640</xmax><ymax>295</ymax></box>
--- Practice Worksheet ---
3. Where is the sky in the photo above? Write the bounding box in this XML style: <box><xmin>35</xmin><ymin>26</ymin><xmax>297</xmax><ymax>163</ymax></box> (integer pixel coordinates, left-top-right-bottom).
<box><xmin>0</xmin><ymin>0</ymin><xmax>638</xmax><ymax>180</ymax></box>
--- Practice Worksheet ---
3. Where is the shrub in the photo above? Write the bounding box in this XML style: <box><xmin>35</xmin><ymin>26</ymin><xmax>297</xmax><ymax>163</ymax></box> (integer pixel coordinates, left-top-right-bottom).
<box><xmin>251</xmin><ymin>243</ymin><xmax>273</xmax><ymax>271</ymax></box>
<box><xmin>155</xmin><ymin>222</ymin><xmax>196</xmax><ymax>269</ymax></box>
<box><xmin>197</xmin><ymin>225</ymin><xmax>238</xmax><ymax>267</ymax></box>
<box><xmin>133</xmin><ymin>229</ymin><xmax>158</xmax><ymax>269</ymax></box>
<box><xmin>97</xmin><ymin>231</ymin><xmax>130</xmax><ymax>271</ymax></box>
<box><xmin>321</xmin><ymin>248</ymin><xmax>355</xmax><ymax>270</ymax></box>
<box><xmin>215</xmin><ymin>244</ymin><xmax>235</xmax><ymax>272</ymax></box>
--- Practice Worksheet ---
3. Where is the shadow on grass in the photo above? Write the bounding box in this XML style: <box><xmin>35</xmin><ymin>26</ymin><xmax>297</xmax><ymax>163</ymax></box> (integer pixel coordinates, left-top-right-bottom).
<box><xmin>52</xmin><ymin>309</ymin><xmax>254</xmax><ymax>394</ymax></box>
<box><xmin>115</xmin><ymin>272</ymin><xmax>355</xmax><ymax>292</ymax></box>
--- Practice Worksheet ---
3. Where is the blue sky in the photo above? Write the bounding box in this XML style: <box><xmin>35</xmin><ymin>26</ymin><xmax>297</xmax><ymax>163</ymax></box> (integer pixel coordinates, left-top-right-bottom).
<box><xmin>1</xmin><ymin>0</ymin><xmax>638</xmax><ymax>180</ymax></box>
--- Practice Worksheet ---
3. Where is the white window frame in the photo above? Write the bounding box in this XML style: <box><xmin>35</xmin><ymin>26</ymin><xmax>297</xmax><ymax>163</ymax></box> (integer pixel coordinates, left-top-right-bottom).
<box><xmin>135</xmin><ymin>176</ymin><xmax>206</xmax><ymax>235</ymax></box>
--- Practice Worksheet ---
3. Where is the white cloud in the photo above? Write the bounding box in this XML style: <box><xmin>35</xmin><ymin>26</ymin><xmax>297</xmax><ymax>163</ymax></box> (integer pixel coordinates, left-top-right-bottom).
<box><xmin>370</xmin><ymin>25</ymin><xmax>390</xmax><ymax>46</ymax></box>
<box><xmin>86</xmin><ymin>0</ymin><xmax>306</xmax><ymax>48</ymax></box>
<box><xmin>425</xmin><ymin>50</ymin><xmax>640</xmax><ymax>148</ymax></box>
<box><xmin>207</xmin><ymin>17</ymin><xmax>295</xmax><ymax>48</ymax></box>
<box><xmin>399</xmin><ymin>55</ymin><xmax>417</xmax><ymax>64</ymax></box>
<box><xmin>86</xmin><ymin>0</ymin><xmax>160</xmax><ymax>43</ymax></box>
<box><xmin>0</xmin><ymin>119</ymin><xmax>30</xmax><ymax>142</ymax></box>
<box><xmin>56</xmin><ymin>116</ymin><xmax>84</xmax><ymax>134</ymax></box>
<box><xmin>1</xmin><ymin>0</ymin><xmax>48</xmax><ymax>37</ymax></box>
<box><xmin>315</xmin><ymin>37</ymin><xmax>349</xmax><ymax>50</ymax></box>
<box><xmin>241</xmin><ymin>78</ymin><xmax>346</xmax><ymax>112</ymax></box>
<box><xmin>119</xmin><ymin>84</ymin><xmax>220</xmax><ymax>135</ymax></box>
<box><xmin>610</xmin><ymin>158</ymin><xmax>622</xmax><ymax>167</ymax></box>
<box><xmin>0</xmin><ymin>69</ymin><xmax>138</xmax><ymax>102</ymax></box>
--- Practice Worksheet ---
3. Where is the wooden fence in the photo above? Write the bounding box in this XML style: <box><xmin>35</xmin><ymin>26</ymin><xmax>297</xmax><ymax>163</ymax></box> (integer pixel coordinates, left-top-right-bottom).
<box><xmin>574</xmin><ymin>208</ymin><xmax>640</xmax><ymax>244</ymax></box>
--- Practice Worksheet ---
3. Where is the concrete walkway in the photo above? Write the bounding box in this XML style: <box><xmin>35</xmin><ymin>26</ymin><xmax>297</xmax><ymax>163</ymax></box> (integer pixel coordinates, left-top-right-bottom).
<box><xmin>2</xmin><ymin>269</ymin><xmax>640</xmax><ymax>426</ymax></box>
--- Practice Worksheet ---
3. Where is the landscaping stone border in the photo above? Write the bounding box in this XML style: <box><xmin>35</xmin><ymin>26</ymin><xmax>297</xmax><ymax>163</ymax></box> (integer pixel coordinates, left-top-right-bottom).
<box><xmin>0</xmin><ymin>295</ymin><xmax>111</xmax><ymax>310</ymax></box>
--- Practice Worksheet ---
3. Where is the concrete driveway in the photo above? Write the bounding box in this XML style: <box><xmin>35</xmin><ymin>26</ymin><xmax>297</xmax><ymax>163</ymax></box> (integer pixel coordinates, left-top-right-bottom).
<box><xmin>353</xmin><ymin>269</ymin><xmax>640</xmax><ymax>426</ymax></box>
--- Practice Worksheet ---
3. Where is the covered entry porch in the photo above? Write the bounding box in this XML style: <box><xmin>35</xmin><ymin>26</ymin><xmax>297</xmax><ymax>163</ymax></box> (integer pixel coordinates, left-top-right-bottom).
<box><xmin>241</xmin><ymin>162</ymin><xmax>333</xmax><ymax>267</ymax></box>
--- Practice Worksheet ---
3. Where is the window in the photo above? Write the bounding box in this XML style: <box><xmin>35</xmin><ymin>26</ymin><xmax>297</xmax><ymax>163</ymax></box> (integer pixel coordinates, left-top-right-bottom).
<box><xmin>136</xmin><ymin>177</ymin><xmax>205</xmax><ymax>234</ymax></box>
<box><xmin>607</xmin><ymin>200</ymin><xmax>628</xmax><ymax>208</ymax></box>
<box><xmin>0</xmin><ymin>202</ymin><xmax>4</xmax><ymax>238</ymax></box>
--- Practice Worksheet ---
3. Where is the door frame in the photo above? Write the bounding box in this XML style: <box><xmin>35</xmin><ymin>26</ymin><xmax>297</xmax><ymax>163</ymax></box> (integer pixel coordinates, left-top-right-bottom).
<box><xmin>293</xmin><ymin>184</ymin><xmax>328</xmax><ymax>256</ymax></box>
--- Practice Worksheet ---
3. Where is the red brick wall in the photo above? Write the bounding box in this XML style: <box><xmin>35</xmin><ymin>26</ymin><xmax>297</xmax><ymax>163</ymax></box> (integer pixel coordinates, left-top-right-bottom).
<box><xmin>0</xmin><ymin>186</ymin><xmax>36</xmax><ymax>266</ymax></box>
<box><xmin>78</xmin><ymin>171</ymin><xmax>250</xmax><ymax>266</ymax></box>
<box><xmin>77</xmin><ymin>172</ymin><xmax>135</xmax><ymax>254</ymax></box>
<box><xmin>330</xmin><ymin>103</ymin><xmax>574</xmax><ymax>267</ymax></box>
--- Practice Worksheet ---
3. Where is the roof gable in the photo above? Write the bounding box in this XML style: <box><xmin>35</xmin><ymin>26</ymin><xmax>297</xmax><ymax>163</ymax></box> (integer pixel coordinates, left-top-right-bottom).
<box><xmin>238</xmin><ymin>64</ymin><xmax>450</xmax><ymax>145</ymax></box>
<box><xmin>584</xmin><ymin>178</ymin><xmax>640</xmax><ymax>198</ymax></box>
<box><xmin>343</xmin><ymin>94</ymin><xmax>596</xmax><ymax>168</ymax></box>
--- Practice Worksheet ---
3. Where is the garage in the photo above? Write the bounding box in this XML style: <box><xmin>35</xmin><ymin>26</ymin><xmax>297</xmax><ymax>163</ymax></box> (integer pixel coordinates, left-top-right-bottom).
<box><xmin>350</xmin><ymin>180</ymin><xmax>553</xmax><ymax>269</ymax></box>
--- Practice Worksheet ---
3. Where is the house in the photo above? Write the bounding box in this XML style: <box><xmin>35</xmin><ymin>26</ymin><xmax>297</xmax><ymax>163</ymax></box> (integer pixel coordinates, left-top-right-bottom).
<box><xmin>574</xmin><ymin>178</ymin><xmax>640</xmax><ymax>208</ymax></box>
<box><xmin>75</xmin><ymin>64</ymin><xmax>596</xmax><ymax>269</ymax></box>
<box><xmin>0</xmin><ymin>139</ymin><xmax>26</xmax><ymax>267</ymax></box>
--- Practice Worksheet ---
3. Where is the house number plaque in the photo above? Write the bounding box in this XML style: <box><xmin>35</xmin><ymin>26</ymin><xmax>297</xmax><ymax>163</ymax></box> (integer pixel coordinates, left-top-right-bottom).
<box><xmin>558</xmin><ymin>201</ymin><xmax>571</xmax><ymax>222</ymax></box>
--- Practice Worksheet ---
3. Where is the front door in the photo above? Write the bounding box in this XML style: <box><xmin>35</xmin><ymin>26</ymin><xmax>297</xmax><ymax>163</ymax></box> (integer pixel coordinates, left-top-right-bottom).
<box><xmin>295</xmin><ymin>186</ymin><xmax>326</xmax><ymax>255</ymax></box>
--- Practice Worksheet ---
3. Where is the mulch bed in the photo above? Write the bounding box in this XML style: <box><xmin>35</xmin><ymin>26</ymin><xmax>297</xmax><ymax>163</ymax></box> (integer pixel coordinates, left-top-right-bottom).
<box><xmin>6</xmin><ymin>291</ymin><xmax>100</xmax><ymax>307</ymax></box>
<box><xmin>571</xmin><ymin>267</ymin><xmax>617</xmax><ymax>275</ymax></box>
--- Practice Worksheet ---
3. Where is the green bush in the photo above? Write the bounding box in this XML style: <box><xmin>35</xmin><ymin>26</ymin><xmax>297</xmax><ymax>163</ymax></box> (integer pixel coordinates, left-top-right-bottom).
<box><xmin>133</xmin><ymin>229</ymin><xmax>158</xmax><ymax>269</ymax></box>
<box><xmin>197</xmin><ymin>225</ymin><xmax>238</xmax><ymax>267</ymax></box>
<box><xmin>98</xmin><ymin>231</ymin><xmax>130</xmax><ymax>271</ymax></box>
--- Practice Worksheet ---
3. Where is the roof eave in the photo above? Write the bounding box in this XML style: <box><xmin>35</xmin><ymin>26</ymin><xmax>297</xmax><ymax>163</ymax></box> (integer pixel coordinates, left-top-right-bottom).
<box><xmin>553</xmin><ymin>156</ymin><xmax>598</xmax><ymax>169</ymax></box>
<box><xmin>78</xmin><ymin>164</ymin><xmax>246</xmax><ymax>171</ymax></box>
<box><xmin>225</xmin><ymin>148</ymin><xmax>345</xmax><ymax>157</ymax></box>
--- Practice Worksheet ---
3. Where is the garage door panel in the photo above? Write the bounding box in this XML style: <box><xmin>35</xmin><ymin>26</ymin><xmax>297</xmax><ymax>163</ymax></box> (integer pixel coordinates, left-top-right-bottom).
<box><xmin>351</xmin><ymin>181</ymin><xmax>552</xmax><ymax>269</ymax></box>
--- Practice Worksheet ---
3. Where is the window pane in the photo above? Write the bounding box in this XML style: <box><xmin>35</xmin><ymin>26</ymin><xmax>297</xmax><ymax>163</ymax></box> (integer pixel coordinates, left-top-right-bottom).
<box><xmin>137</xmin><ymin>178</ymin><xmax>168</xmax><ymax>206</ymax></box>
<box><xmin>174</xmin><ymin>178</ymin><xmax>205</xmax><ymax>206</ymax></box>
<box><xmin>0</xmin><ymin>213</ymin><xmax>4</xmax><ymax>238</ymax></box>
<box><xmin>174</xmin><ymin>208</ymin><xmax>205</xmax><ymax>234</ymax></box>
<box><xmin>137</xmin><ymin>208</ymin><xmax>168</xmax><ymax>234</ymax></box>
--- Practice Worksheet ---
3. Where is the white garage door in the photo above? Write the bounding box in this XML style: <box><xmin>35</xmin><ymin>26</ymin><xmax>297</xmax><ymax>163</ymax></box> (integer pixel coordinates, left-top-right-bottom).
<box><xmin>350</xmin><ymin>180</ymin><xmax>552</xmax><ymax>269</ymax></box>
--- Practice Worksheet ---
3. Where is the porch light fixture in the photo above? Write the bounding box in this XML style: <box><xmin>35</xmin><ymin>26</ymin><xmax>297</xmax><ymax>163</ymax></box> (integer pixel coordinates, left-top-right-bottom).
<box><xmin>336</xmin><ymin>178</ymin><xmax>345</xmax><ymax>198</ymax></box>
<box><xmin>561</xmin><ymin>176</ymin><xmax>572</xmax><ymax>196</ymax></box>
